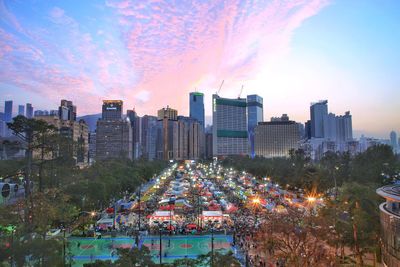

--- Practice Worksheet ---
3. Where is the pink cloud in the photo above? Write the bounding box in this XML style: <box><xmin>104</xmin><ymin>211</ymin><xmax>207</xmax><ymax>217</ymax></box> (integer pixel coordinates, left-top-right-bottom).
<box><xmin>103</xmin><ymin>0</ymin><xmax>329</xmax><ymax>116</ymax></box>
<box><xmin>0</xmin><ymin>0</ymin><xmax>329</xmax><ymax>118</ymax></box>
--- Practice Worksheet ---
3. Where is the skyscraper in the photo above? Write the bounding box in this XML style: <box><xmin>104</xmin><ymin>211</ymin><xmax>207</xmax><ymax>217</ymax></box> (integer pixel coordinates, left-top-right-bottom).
<box><xmin>26</xmin><ymin>103</ymin><xmax>33</xmax><ymax>118</ymax></box>
<box><xmin>141</xmin><ymin>115</ymin><xmax>159</xmax><ymax>160</ymax></box>
<box><xmin>157</xmin><ymin>106</ymin><xmax>177</xmax><ymax>121</ymax></box>
<box><xmin>212</xmin><ymin>94</ymin><xmax>248</xmax><ymax>156</ymax></box>
<box><xmin>310</xmin><ymin>100</ymin><xmax>328</xmax><ymax>138</ymax></box>
<box><xmin>157</xmin><ymin>106</ymin><xmax>179</xmax><ymax>160</ymax></box>
<box><xmin>247</xmin><ymin>94</ymin><xmax>263</xmax><ymax>157</ymax></box>
<box><xmin>336</xmin><ymin>111</ymin><xmax>353</xmax><ymax>143</ymax></box>
<box><xmin>4</xmin><ymin>101</ymin><xmax>13</xmax><ymax>122</ymax></box>
<box><xmin>390</xmin><ymin>131</ymin><xmax>398</xmax><ymax>154</ymax></box>
<box><xmin>127</xmin><ymin>109</ymin><xmax>142</xmax><ymax>159</ymax></box>
<box><xmin>102</xmin><ymin>100</ymin><xmax>123</xmax><ymax>120</ymax></box>
<box><xmin>323</xmin><ymin>113</ymin><xmax>337</xmax><ymax>141</ymax></box>
<box><xmin>18</xmin><ymin>105</ymin><xmax>25</xmax><ymax>116</ymax></box>
<box><xmin>96</xmin><ymin>100</ymin><xmax>132</xmax><ymax>160</ymax></box>
<box><xmin>59</xmin><ymin>100</ymin><xmax>76</xmax><ymax>121</ymax></box>
<box><xmin>189</xmin><ymin>92</ymin><xmax>205</xmax><ymax>129</ymax></box>
<box><xmin>254</xmin><ymin>114</ymin><xmax>300</xmax><ymax>158</ymax></box>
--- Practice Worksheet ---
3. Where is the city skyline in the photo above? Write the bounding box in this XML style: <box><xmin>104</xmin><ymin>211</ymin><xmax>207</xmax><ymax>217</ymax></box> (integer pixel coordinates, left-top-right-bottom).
<box><xmin>0</xmin><ymin>0</ymin><xmax>399</xmax><ymax>138</ymax></box>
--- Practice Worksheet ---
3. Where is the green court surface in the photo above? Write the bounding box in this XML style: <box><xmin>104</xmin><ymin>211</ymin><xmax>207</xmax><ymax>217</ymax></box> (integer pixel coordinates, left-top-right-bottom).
<box><xmin>141</xmin><ymin>235</ymin><xmax>233</xmax><ymax>263</ymax></box>
<box><xmin>69</xmin><ymin>237</ymin><xmax>133</xmax><ymax>266</ymax></box>
<box><xmin>68</xmin><ymin>235</ymin><xmax>233</xmax><ymax>266</ymax></box>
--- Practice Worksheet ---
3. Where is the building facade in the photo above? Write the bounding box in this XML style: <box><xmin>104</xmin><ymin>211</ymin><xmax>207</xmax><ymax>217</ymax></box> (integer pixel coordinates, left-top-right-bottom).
<box><xmin>141</xmin><ymin>115</ymin><xmax>159</xmax><ymax>161</ymax></box>
<box><xmin>26</xmin><ymin>103</ymin><xmax>33</xmax><ymax>119</ymax></box>
<box><xmin>102</xmin><ymin>100</ymin><xmax>123</xmax><ymax>120</ymax></box>
<box><xmin>254</xmin><ymin>114</ymin><xmax>300</xmax><ymax>158</ymax></box>
<box><xmin>189</xmin><ymin>92</ymin><xmax>205</xmax><ymax>129</ymax></box>
<box><xmin>390</xmin><ymin>131</ymin><xmax>398</xmax><ymax>154</ymax></box>
<box><xmin>376</xmin><ymin>185</ymin><xmax>400</xmax><ymax>267</ymax></box>
<box><xmin>96</xmin><ymin>100</ymin><xmax>132</xmax><ymax>160</ymax></box>
<box><xmin>247</xmin><ymin>94</ymin><xmax>263</xmax><ymax>158</ymax></box>
<box><xmin>127</xmin><ymin>109</ymin><xmax>142</xmax><ymax>159</ymax></box>
<box><xmin>157</xmin><ymin>106</ymin><xmax>177</xmax><ymax>121</ymax></box>
<box><xmin>18</xmin><ymin>105</ymin><xmax>25</xmax><ymax>116</ymax></box>
<box><xmin>212</xmin><ymin>95</ymin><xmax>248</xmax><ymax>156</ymax></box>
<box><xmin>34</xmin><ymin>114</ymin><xmax>89</xmax><ymax>165</ymax></box>
<box><xmin>59</xmin><ymin>99</ymin><xmax>77</xmax><ymax>121</ymax></box>
<box><xmin>4</xmin><ymin>101</ymin><xmax>12</xmax><ymax>123</ymax></box>
<box><xmin>310</xmin><ymin>100</ymin><xmax>328</xmax><ymax>138</ymax></box>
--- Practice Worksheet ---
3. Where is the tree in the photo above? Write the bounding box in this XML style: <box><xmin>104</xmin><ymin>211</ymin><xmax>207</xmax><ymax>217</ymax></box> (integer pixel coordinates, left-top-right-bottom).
<box><xmin>83</xmin><ymin>260</ymin><xmax>113</xmax><ymax>267</ymax></box>
<box><xmin>7</xmin><ymin>116</ymin><xmax>57</xmax><ymax>193</ymax></box>
<box><xmin>170</xmin><ymin>257</ymin><xmax>199</xmax><ymax>267</ymax></box>
<box><xmin>197</xmin><ymin>251</ymin><xmax>241</xmax><ymax>267</ymax></box>
<box><xmin>255</xmin><ymin>208</ymin><xmax>335</xmax><ymax>267</ymax></box>
<box><xmin>113</xmin><ymin>247</ymin><xmax>156</xmax><ymax>267</ymax></box>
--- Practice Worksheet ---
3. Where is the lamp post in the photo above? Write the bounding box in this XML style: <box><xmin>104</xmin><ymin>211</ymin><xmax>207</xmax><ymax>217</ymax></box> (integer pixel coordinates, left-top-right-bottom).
<box><xmin>159</xmin><ymin>226</ymin><xmax>162</xmax><ymax>266</ymax></box>
<box><xmin>208</xmin><ymin>220</ymin><xmax>214</xmax><ymax>267</ymax></box>
<box><xmin>136</xmin><ymin>185</ymin><xmax>142</xmax><ymax>246</ymax></box>
<box><xmin>62</xmin><ymin>226</ymin><xmax>66</xmax><ymax>267</ymax></box>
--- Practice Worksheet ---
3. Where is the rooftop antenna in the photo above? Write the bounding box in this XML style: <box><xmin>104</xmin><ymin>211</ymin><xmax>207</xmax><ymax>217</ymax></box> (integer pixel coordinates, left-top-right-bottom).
<box><xmin>216</xmin><ymin>80</ymin><xmax>224</xmax><ymax>95</ymax></box>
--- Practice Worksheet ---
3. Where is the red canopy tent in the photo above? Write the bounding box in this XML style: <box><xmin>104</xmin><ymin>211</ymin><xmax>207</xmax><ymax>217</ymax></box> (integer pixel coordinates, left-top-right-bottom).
<box><xmin>106</xmin><ymin>207</ymin><xmax>114</xmax><ymax>214</ymax></box>
<box><xmin>159</xmin><ymin>204</ymin><xmax>175</xmax><ymax>211</ymax></box>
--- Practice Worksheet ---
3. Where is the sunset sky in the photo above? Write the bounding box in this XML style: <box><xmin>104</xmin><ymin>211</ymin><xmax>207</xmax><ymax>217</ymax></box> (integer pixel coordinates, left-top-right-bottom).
<box><xmin>0</xmin><ymin>0</ymin><xmax>399</xmax><ymax>138</ymax></box>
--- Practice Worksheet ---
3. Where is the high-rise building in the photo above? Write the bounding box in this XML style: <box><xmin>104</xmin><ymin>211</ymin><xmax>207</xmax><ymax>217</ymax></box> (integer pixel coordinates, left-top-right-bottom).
<box><xmin>18</xmin><ymin>105</ymin><xmax>25</xmax><ymax>116</ymax></box>
<box><xmin>304</xmin><ymin>120</ymin><xmax>311</xmax><ymax>139</ymax></box>
<box><xmin>35</xmin><ymin>114</ymin><xmax>89</xmax><ymax>165</ymax></box>
<box><xmin>336</xmin><ymin>111</ymin><xmax>353</xmax><ymax>143</ymax></box>
<box><xmin>178</xmin><ymin>116</ymin><xmax>202</xmax><ymax>160</ymax></box>
<box><xmin>26</xmin><ymin>103</ymin><xmax>33</xmax><ymax>118</ymax></box>
<box><xmin>189</xmin><ymin>92</ymin><xmax>205</xmax><ymax>129</ymax></box>
<box><xmin>4</xmin><ymin>101</ymin><xmax>12</xmax><ymax>122</ymax></box>
<box><xmin>88</xmin><ymin>132</ymin><xmax>96</xmax><ymax>163</ymax></box>
<box><xmin>141</xmin><ymin>115</ymin><xmax>159</xmax><ymax>160</ymax></box>
<box><xmin>212</xmin><ymin>94</ymin><xmax>248</xmax><ymax>156</ymax></box>
<box><xmin>157</xmin><ymin>106</ymin><xmax>177</xmax><ymax>121</ymax></box>
<box><xmin>310</xmin><ymin>100</ymin><xmax>328</xmax><ymax>138</ymax></box>
<box><xmin>59</xmin><ymin>100</ymin><xmax>77</xmax><ymax>121</ymax></box>
<box><xmin>127</xmin><ymin>109</ymin><xmax>142</xmax><ymax>159</ymax></box>
<box><xmin>96</xmin><ymin>100</ymin><xmax>132</xmax><ymax>160</ymax></box>
<box><xmin>247</xmin><ymin>95</ymin><xmax>263</xmax><ymax>158</ymax></box>
<box><xmin>254</xmin><ymin>114</ymin><xmax>300</xmax><ymax>158</ymax></box>
<box><xmin>102</xmin><ymin>100</ymin><xmax>123</xmax><ymax>120</ymax></box>
<box><xmin>157</xmin><ymin>107</ymin><xmax>178</xmax><ymax>160</ymax></box>
<box><xmin>390</xmin><ymin>131</ymin><xmax>398</xmax><ymax>154</ymax></box>
<box><xmin>323</xmin><ymin>113</ymin><xmax>337</xmax><ymax>141</ymax></box>
<box><xmin>205</xmin><ymin>132</ymin><xmax>213</xmax><ymax>159</ymax></box>
<box><xmin>0</xmin><ymin>112</ymin><xmax>5</xmax><ymax>137</ymax></box>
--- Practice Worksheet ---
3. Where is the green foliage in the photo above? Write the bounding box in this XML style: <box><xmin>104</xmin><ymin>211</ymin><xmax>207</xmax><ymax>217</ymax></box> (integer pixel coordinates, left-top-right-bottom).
<box><xmin>62</xmin><ymin>159</ymin><xmax>167</xmax><ymax>210</ymax></box>
<box><xmin>0</xmin><ymin>235</ymin><xmax>64</xmax><ymax>267</ymax></box>
<box><xmin>196</xmin><ymin>251</ymin><xmax>241</xmax><ymax>267</ymax></box>
<box><xmin>114</xmin><ymin>247</ymin><xmax>156</xmax><ymax>267</ymax></box>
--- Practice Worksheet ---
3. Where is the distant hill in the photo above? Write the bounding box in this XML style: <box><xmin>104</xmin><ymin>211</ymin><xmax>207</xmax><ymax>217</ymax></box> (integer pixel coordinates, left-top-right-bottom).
<box><xmin>77</xmin><ymin>113</ymin><xmax>101</xmax><ymax>132</ymax></box>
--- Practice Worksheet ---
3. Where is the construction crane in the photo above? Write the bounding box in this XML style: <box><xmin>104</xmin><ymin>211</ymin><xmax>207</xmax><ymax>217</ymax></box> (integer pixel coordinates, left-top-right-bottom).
<box><xmin>216</xmin><ymin>80</ymin><xmax>224</xmax><ymax>95</ymax></box>
<box><xmin>238</xmin><ymin>85</ymin><xmax>244</xmax><ymax>98</ymax></box>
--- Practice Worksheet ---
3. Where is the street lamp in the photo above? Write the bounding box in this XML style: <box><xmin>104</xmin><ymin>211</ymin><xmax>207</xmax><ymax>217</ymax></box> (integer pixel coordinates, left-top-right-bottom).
<box><xmin>208</xmin><ymin>220</ymin><xmax>215</xmax><ymax>267</ymax></box>
<box><xmin>159</xmin><ymin>226</ymin><xmax>163</xmax><ymax>266</ymax></box>
<box><xmin>61</xmin><ymin>226</ymin><xmax>66</xmax><ymax>267</ymax></box>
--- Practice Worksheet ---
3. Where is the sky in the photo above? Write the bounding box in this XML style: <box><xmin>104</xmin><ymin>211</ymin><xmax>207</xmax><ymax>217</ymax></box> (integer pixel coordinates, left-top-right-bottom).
<box><xmin>0</xmin><ymin>0</ymin><xmax>399</xmax><ymax>138</ymax></box>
